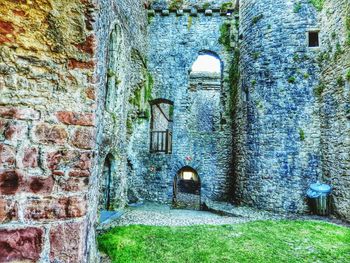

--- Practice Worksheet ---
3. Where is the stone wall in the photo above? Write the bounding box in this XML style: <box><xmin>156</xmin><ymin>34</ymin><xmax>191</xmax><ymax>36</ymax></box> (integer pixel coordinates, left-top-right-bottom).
<box><xmin>127</xmin><ymin>2</ymin><xmax>239</xmax><ymax>205</ymax></box>
<box><xmin>0</xmin><ymin>0</ymin><xmax>148</xmax><ymax>262</ymax></box>
<box><xmin>317</xmin><ymin>0</ymin><xmax>350</xmax><ymax>221</ymax></box>
<box><xmin>0</xmin><ymin>1</ymin><xmax>349</xmax><ymax>262</ymax></box>
<box><xmin>238</xmin><ymin>0</ymin><xmax>322</xmax><ymax>213</ymax></box>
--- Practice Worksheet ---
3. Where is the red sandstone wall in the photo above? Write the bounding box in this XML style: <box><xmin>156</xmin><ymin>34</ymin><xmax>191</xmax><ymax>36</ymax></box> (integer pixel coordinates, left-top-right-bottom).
<box><xmin>0</xmin><ymin>0</ymin><xmax>98</xmax><ymax>261</ymax></box>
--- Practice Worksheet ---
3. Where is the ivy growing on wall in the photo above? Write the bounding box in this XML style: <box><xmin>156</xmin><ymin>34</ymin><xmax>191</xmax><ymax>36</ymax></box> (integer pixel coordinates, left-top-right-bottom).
<box><xmin>218</xmin><ymin>22</ymin><xmax>232</xmax><ymax>51</ymax></box>
<box><xmin>228</xmin><ymin>48</ymin><xmax>240</xmax><ymax>115</ymax></box>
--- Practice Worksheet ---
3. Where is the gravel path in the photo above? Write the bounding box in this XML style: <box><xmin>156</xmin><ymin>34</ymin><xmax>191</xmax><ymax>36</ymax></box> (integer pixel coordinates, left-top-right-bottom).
<box><xmin>99</xmin><ymin>202</ymin><xmax>275</xmax><ymax>231</ymax></box>
<box><xmin>98</xmin><ymin>202</ymin><xmax>350</xmax><ymax>232</ymax></box>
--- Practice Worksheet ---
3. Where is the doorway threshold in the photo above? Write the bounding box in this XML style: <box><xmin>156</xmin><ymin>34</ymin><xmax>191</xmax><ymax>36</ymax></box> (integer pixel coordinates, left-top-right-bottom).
<box><xmin>99</xmin><ymin>210</ymin><xmax>124</xmax><ymax>225</ymax></box>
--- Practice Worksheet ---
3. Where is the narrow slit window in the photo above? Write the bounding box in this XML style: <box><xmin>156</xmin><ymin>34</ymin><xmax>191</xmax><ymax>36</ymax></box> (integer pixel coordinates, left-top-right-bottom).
<box><xmin>308</xmin><ymin>31</ymin><xmax>319</xmax><ymax>47</ymax></box>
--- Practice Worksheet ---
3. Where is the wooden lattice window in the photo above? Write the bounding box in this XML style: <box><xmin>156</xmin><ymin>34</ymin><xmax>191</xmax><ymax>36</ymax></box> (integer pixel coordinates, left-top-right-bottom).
<box><xmin>150</xmin><ymin>99</ymin><xmax>174</xmax><ymax>154</ymax></box>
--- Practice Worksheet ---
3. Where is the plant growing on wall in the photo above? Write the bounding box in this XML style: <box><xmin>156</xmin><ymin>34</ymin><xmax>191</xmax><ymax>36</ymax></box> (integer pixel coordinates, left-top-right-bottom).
<box><xmin>288</xmin><ymin>76</ymin><xmax>296</xmax><ymax>84</ymax></box>
<box><xmin>346</xmin><ymin>10</ymin><xmax>350</xmax><ymax>46</ymax></box>
<box><xmin>202</xmin><ymin>2</ymin><xmax>211</xmax><ymax>10</ymax></box>
<box><xmin>337</xmin><ymin>76</ymin><xmax>345</xmax><ymax>87</ymax></box>
<box><xmin>309</xmin><ymin>0</ymin><xmax>325</xmax><ymax>11</ymax></box>
<box><xmin>169</xmin><ymin>0</ymin><xmax>183</xmax><ymax>9</ymax></box>
<box><xmin>219</xmin><ymin>22</ymin><xmax>232</xmax><ymax>51</ymax></box>
<box><xmin>346</xmin><ymin>70</ymin><xmax>350</xmax><ymax>82</ymax></box>
<box><xmin>314</xmin><ymin>83</ymin><xmax>325</xmax><ymax>98</ymax></box>
<box><xmin>299</xmin><ymin>128</ymin><xmax>305</xmax><ymax>141</ymax></box>
<box><xmin>187</xmin><ymin>16</ymin><xmax>193</xmax><ymax>30</ymax></box>
<box><xmin>220</xmin><ymin>2</ymin><xmax>234</xmax><ymax>11</ymax></box>
<box><xmin>294</xmin><ymin>2</ymin><xmax>302</xmax><ymax>13</ymax></box>
<box><xmin>252</xmin><ymin>14</ymin><xmax>264</xmax><ymax>25</ymax></box>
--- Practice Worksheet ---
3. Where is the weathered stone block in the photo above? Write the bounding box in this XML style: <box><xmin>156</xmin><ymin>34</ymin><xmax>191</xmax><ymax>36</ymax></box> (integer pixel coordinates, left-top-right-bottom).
<box><xmin>26</xmin><ymin>176</ymin><xmax>54</xmax><ymax>195</ymax></box>
<box><xmin>0</xmin><ymin>170</ymin><xmax>22</xmax><ymax>195</ymax></box>
<box><xmin>57</xmin><ymin>177</ymin><xmax>89</xmax><ymax>192</ymax></box>
<box><xmin>0</xmin><ymin>198</ymin><xmax>17</xmax><ymax>223</ymax></box>
<box><xmin>25</xmin><ymin>196</ymin><xmax>87</xmax><ymax>220</ymax></box>
<box><xmin>0</xmin><ymin>20</ymin><xmax>15</xmax><ymax>44</ymax></box>
<box><xmin>69</xmin><ymin>169</ymin><xmax>90</xmax><ymax>177</ymax></box>
<box><xmin>74</xmin><ymin>35</ymin><xmax>95</xmax><ymax>55</ymax></box>
<box><xmin>52</xmin><ymin>170</ymin><xmax>65</xmax><ymax>177</ymax></box>
<box><xmin>22</xmin><ymin>147</ymin><xmax>39</xmax><ymax>168</ymax></box>
<box><xmin>0</xmin><ymin>227</ymin><xmax>43</xmax><ymax>262</ymax></box>
<box><xmin>34</xmin><ymin>123</ymin><xmax>68</xmax><ymax>145</ymax></box>
<box><xmin>56</xmin><ymin>111</ymin><xmax>94</xmax><ymax>126</ymax></box>
<box><xmin>46</xmin><ymin>150</ymin><xmax>92</xmax><ymax>171</ymax></box>
<box><xmin>71</xmin><ymin>127</ymin><xmax>94</xmax><ymax>149</ymax></box>
<box><xmin>50</xmin><ymin>222</ymin><xmax>85</xmax><ymax>263</ymax></box>
<box><xmin>161</xmin><ymin>10</ymin><xmax>170</xmax><ymax>16</ymax></box>
<box><xmin>0</xmin><ymin>144</ymin><xmax>16</xmax><ymax>168</ymax></box>
<box><xmin>0</xmin><ymin>119</ymin><xmax>6</xmax><ymax>138</ymax></box>
<box><xmin>0</xmin><ymin>106</ymin><xmax>40</xmax><ymax>120</ymax></box>
<box><xmin>4</xmin><ymin>121</ymin><xmax>28</xmax><ymax>141</ymax></box>
<box><xmin>68</xmin><ymin>59</ymin><xmax>95</xmax><ymax>69</ymax></box>
<box><xmin>205</xmin><ymin>9</ymin><xmax>213</xmax><ymax>16</ymax></box>
<box><xmin>75</xmin><ymin>151</ymin><xmax>92</xmax><ymax>170</ymax></box>
<box><xmin>46</xmin><ymin>150</ymin><xmax>65</xmax><ymax>170</ymax></box>
<box><xmin>85</xmin><ymin>87</ymin><xmax>96</xmax><ymax>100</ymax></box>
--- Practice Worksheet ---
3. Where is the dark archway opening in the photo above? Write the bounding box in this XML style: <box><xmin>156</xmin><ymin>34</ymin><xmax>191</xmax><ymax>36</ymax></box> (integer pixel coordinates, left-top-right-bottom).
<box><xmin>173</xmin><ymin>167</ymin><xmax>201</xmax><ymax>210</ymax></box>
<box><xmin>101</xmin><ymin>154</ymin><xmax>114</xmax><ymax>211</ymax></box>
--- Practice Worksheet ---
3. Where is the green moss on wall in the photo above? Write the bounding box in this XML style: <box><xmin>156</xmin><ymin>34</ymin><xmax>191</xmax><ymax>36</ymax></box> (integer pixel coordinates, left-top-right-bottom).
<box><xmin>187</xmin><ymin>16</ymin><xmax>193</xmax><ymax>30</ymax></box>
<box><xmin>144</xmin><ymin>71</ymin><xmax>154</xmax><ymax>103</ymax></box>
<box><xmin>252</xmin><ymin>52</ymin><xmax>260</xmax><ymax>60</ymax></box>
<box><xmin>346</xmin><ymin>69</ymin><xmax>350</xmax><ymax>82</ymax></box>
<box><xmin>309</xmin><ymin>0</ymin><xmax>325</xmax><ymax>12</ymax></box>
<box><xmin>288</xmin><ymin>76</ymin><xmax>296</xmax><ymax>84</ymax></box>
<box><xmin>219</xmin><ymin>23</ymin><xmax>232</xmax><ymax>51</ymax></box>
<box><xmin>169</xmin><ymin>0</ymin><xmax>184</xmax><ymax>10</ymax></box>
<box><xmin>314</xmin><ymin>83</ymin><xmax>325</xmax><ymax>98</ymax></box>
<box><xmin>346</xmin><ymin>10</ymin><xmax>350</xmax><ymax>46</ymax></box>
<box><xmin>294</xmin><ymin>2</ymin><xmax>302</xmax><ymax>13</ymax></box>
<box><xmin>202</xmin><ymin>2</ymin><xmax>211</xmax><ymax>10</ymax></box>
<box><xmin>221</xmin><ymin>2</ymin><xmax>234</xmax><ymax>11</ymax></box>
<box><xmin>252</xmin><ymin>14</ymin><xmax>264</xmax><ymax>25</ymax></box>
<box><xmin>228</xmin><ymin>48</ymin><xmax>240</xmax><ymax>114</ymax></box>
<box><xmin>299</xmin><ymin>128</ymin><xmax>305</xmax><ymax>141</ymax></box>
<box><xmin>337</xmin><ymin>76</ymin><xmax>345</xmax><ymax>87</ymax></box>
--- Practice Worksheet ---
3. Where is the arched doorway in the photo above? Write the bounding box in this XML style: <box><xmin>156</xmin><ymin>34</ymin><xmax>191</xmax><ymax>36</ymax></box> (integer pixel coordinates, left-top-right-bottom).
<box><xmin>100</xmin><ymin>154</ymin><xmax>115</xmax><ymax>211</ymax></box>
<box><xmin>173</xmin><ymin>167</ymin><xmax>201</xmax><ymax>210</ymax></box>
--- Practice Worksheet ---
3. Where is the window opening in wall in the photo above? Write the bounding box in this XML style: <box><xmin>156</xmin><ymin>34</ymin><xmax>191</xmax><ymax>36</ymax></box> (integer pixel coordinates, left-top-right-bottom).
<box><xmin>191</xmin><ymin>54</ymin><xmax>221</xmax><ymax>74</ymax></box>
<box><xmin>189</xmin><ymin>52</ymin><xmax>222</xmax><ymax>92</ymax></box>
<box><xmin>308</xmin><ymin>31</ymin><xmax>319</xmax><ymax>47</ymax></box>
<box><xmin>150</xmin><ymin>99</ymin><xmax>173</xmax><ymax>154</ymax></box>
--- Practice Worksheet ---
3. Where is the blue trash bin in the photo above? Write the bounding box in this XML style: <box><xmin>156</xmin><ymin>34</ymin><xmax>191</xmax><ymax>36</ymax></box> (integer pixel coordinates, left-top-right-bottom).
<box><xmin>307</xmin><ymin>182</ymin><xmax>331</xmax><ymax>216</ymax></box>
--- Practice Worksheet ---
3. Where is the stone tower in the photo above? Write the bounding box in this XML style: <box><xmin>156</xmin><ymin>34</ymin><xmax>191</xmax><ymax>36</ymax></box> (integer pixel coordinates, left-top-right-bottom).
<box><xmin>237</xmin><ymin>0</ymin><xmax>321</xmax><ymax>212</ymax></box>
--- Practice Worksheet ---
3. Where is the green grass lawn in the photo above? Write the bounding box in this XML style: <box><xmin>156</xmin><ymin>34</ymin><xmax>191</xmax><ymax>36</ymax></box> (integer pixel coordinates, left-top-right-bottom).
<box><xmin>98</xmin><ymin>220</ymin><xmax>350</xmax><ymax>263</ymax></box>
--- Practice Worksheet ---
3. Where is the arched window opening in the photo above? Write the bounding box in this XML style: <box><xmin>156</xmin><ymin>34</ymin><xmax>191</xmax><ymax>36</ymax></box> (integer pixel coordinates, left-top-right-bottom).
<box><xmin>105</xmin><ymin>25</ymin><xmax>122</xmax><ymax>111</ymax></box>
<box><xmin>173</xmin><ymin>167</ymin><xmax>201</xmax><ymax>210</ymax></box>
<box><xmin>191</xmin><ymin>54</ymin><xmax>221</xmax><ymax>74</ymax></box>
<box><xmin>189</xmin><ymin>52</ymin><xmax>222</xmax><ymax>91</ymax></box>
<box><xmin>150</xmin><ymin>99</ymin><xmax>174</xmax><ymax>154</ymax></box>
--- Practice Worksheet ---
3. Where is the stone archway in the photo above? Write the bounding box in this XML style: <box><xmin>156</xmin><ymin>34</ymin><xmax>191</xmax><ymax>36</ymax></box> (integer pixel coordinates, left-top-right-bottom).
<box><xmin>100</xmin><ymin>154</ymin><xmax>115</xmax><ymax>211</ymax></box>
<box><xmin>173</xmin><ymin>166</ymin><xmax>201</xmax><ymax>210</ymax></box>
